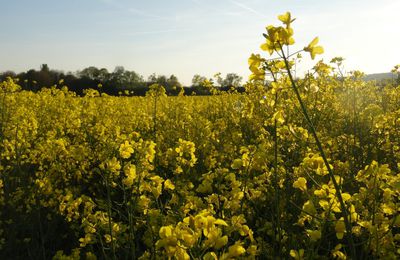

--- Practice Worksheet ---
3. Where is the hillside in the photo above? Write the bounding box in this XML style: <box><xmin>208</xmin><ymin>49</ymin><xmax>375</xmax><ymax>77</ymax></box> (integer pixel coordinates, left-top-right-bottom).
<box><xmin>364</xmin><ymin>72</ymin><xmax>396</xmax><ymax>81</ymax></box>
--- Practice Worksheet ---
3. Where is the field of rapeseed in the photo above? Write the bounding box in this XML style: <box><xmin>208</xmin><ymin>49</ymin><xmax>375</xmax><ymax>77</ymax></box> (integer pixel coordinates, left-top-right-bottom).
<box><xmin>1</xmin><ymin>12</ymin><xmax>400</xmax><ymax>259</ymax></box>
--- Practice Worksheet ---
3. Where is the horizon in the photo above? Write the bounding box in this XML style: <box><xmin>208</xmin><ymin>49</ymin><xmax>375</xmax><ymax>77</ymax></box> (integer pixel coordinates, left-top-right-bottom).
<box><xmin>1</xmin><ymin>0</ymin><xmax>399</xmax><ymax>86</ymax></box>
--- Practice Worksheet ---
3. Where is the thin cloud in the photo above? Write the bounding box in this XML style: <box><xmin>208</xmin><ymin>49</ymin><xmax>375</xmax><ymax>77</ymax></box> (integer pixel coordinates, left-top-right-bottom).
<box><xmin>221</xmin><ymin>11</ymin><xmax>245</xmax><ymax>17</ymax></box>
<box><xmin>230</xmin><ymin>0</ymin><xmax>266</xmax><ymax>18</ymax></box>
<box><xmin>188</xmin><ymin>0</ymin><xmax>247</xmax><ymax>19</ymax></box>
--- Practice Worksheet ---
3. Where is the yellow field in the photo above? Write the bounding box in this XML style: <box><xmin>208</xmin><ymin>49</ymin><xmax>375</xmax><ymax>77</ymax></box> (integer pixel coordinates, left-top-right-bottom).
<box><xmin>1</xmin><ymin>69</ymin><xmax>400</xmax><ymax>259</ymax></box>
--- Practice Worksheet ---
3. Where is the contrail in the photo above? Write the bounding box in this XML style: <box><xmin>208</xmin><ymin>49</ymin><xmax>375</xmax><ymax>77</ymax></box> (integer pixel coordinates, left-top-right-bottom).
<box><xmin>230</xmin><ymin>0</ymin><xmax>265</xmax><ymax>18</ymax></box>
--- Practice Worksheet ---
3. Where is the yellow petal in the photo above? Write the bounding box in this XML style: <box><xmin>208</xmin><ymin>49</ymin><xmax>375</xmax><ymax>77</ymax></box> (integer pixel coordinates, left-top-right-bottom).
<box><xmin>278</xmin><ymin>12</ymin><xmax>291</xmax><ymax>24</ymax></box>
<box><xmin>309</xmin><ymin>37</ymin><xmax>319</xmax><ymax>48</ymax></box>
<box><xmin>341</xmin><ymin>193</ymin><xmax>351</xmax><ymax>202</ymax></box>
<box><xmin>214</xmin><ymin>219</ymin><xmax>228</xmax><ymax>226</ymax></box>
<box><xmin>335</xmin><ymin>219</ymin><xmax>345</xmax><ymax>240</ymax></box>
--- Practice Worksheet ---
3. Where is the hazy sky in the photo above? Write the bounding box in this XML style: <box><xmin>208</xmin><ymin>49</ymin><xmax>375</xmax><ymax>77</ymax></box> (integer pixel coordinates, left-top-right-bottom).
<box><xmin>0</xmin><ymin>0</ymin><xmax>399</xmax><ymax>85</ymax></box>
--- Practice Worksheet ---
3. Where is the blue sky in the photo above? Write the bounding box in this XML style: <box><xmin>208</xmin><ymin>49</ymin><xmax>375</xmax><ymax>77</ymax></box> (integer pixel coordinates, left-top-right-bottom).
<box><xmin>0</xmin><ymin>0</ymin><xmax>399</xmax><ymax>85</ymax></box>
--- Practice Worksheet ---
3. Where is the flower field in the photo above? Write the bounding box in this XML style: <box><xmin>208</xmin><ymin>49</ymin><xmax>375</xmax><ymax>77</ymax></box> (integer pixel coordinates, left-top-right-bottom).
<box><xmin>1</xmin><ymin>12</ymin><xmax>400</xmax><ymax>260</ymax></box>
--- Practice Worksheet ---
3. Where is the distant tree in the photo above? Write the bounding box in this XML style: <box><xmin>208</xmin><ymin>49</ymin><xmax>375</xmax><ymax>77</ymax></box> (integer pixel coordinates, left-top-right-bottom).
<box><xmin>146</xmin><ymin>74</ymin><xmax>182</xmax><ymax>94</ymax></box>
<box><xmin>108</xmin><ymin>66</ymin><xmax>125</xmax><ymax>90</ymax></box>
<box><xmin>221</xmin><ymin>73</ymin><xmax>242</xmax><ymax>88</ymax></box>
<box><xmin>123</xmin><ymin>70</ymin><xmax>144</xmax><ymax>89</ymax></box>
<box><xmin>0</xmin><ymin>71</ymin><xmax>16</xmax><ymax>81</ymax></box>
<box><xmin>156</xmin><ymin>75</ymin><xmax>168</xmax><ymax>87</ymax></box>
<box><xmin>167</xmin><ymin>74</ymin><xmax>182</xmax><ymax>88</ymax></box>
<box><xmin>79</xmin><ymin>66</ymin><xmax>101</xmax><ymax>80</ymax></box>
<box><xmin>98</xmin><ymin>68</ymin><xmax>109</xmax><ymax>82</ymax></box>
<box><xmin>147</xmin><ymin>73</ymin><xmax>157</xmax><ymax>84</ymax></box>
<box><xmin>66</xmin><ymin>66</ymin><xmax>146</xmax><ymax>95</ymax></box>
<box><xmin>24</xmin><ymin>69</ymin><xmax>39</xmax><ymax>91</ymax></box>
<box><xmin>0</xmin><ymin>64</ymin><xmax>186</xmax><ymax>96</ymax></box>
<box><xmin>191</xmin><ymin>74</ymin><xmax>208</xmax><ymax>87</ymax></box>
<box><xmin>147</xmin><ymin>74</ymin><xmax>167</xmax><ymax>86</ymax></box>
<box><xmin>40</xmin><ymin>64</ymin><xmax>50</xmax><ymax>73</ymax></box>
<box><xmin>191</xmin><ymin>74</ymin><xmax>211</xmax><ymax>95</ymax></box>
<box><xmin>37</xmin><ymin>64</ymin><xmax>55</xmax><ymax>87</ymax></box>
<box><xmin>166</xmin><ymin>74</ymin><xmax>182</xmax><ymax>95</ymax></box>
<box><xmin>113</xmin><ymin>66</ymin><xmax>125</xmax><ymax>75</ymax></box>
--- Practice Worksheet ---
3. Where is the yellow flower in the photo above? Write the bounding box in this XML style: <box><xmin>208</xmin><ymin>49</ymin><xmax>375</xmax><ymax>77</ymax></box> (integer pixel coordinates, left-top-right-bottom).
<box><xmin>194</xmin><ymin>215</ymin><xmax>208</xmax><ymax>230</ymax></box>
<box><xmin>331</xmin><ymin>244</ymin><xmax>347</xmax><ymax>259</ymax></box>
<box><xmin>203</xmin><ymin>252</ymin><xmax>218</xmax><ymax>260</ymax></box>
<box><xmin>174</xmin><ymin>166</ymin><xmax>183</xmax><ymax>174</ymax></box>
<box><xmin>119</xmin><ymin>140</ymin><xmax>134</xmax><ymax>159</ymax></box>
<box><xmin>314</xmin><ymin>185</ymin><xmax>330</xmax><ymax>197</ymax></box>
<box><xmin>382</xmin><ymin>203</ymin><xmax>395</xmax><ymax>215</ymax></box>
<box><xmin>214</xmin><ymin>235</ymin><xmax>228</xmax><ymax>249</ymax></box>
<box><xmin>175</xmin><ymin>247</ymin><xmax>190</xmax><ymax>260</ymax></box>
<box><xmin>104</xmin><ymin>234</ymin><xmax>112</xmax><ymax>243</ymax></box>
<box><xmin>79</xmin><ymin>233</ymin><xmax>94</xmax><ymax>247</ymax></box>
<box><xmin>335</xmin><ymin>218</ymin><xmax>346</xmax><ymax>239</ymax></box>
<box><xmin>302</xmin><ymin>200</ymin><xmax>317</xmax><ymax>215</ymax></box>
<box><xmin>164</xmin><ymin>179</ymin><xmax>175</xmax><ymax>190</ymax></box>
<box><xmin>307</xmin><ymin>229</ymin><xmax>321</xmax><ymax>241</ymax></box>
<box><xmin>123</xmin><ymin>164</ymin><xmax>137</xmax><ymax>187</ymax></box>
<box><xmin>260</xmin><ymin>37</ymin><xmax>276</xmax><ymax>55</ymax></box>
<box><xmin>273</xmin><ymin>110</ymin><xmax>285</xmax><ymax>125</ymax></box>
<box><xmin>341</xmin><ymin>193</ymin><xmax>351</xmax><ymax>202</ymax></box>
<box><xmin>145</xmin><ymin>141</ymin><xmax>156</xmax><ymax>162</ymax></box>
<box><xmin>248</xmin><ymin>53</ymin><xmax>265</xmax><ymax>70</ymax></box>
<box><xmin>349</xmin><ymin>205</ymin><xmax>358</xmax><ymax>222</ymax></box>
<box><xmin>290</xmin><ymin>249</ymin><xmax>304</xmax><ymax>260</ymax></box>
<box><xmin>260</xmin><ymin>25</ymin><xmax>294</xmax><ymax>55</ymax></box>
<box><xmin>105</xmin><ymin>157</ymin><xmax>121</xmax><ymax>173</ymax></box>
<box><xmin>178</xmin><ymin>228</ymin><xmax>197</xmax><ymax>247</ymax></box>
<box><xmin>228</xmin><ymin>243</ymin><xmax>246</xmax><ymax>257</ymax></box>
<box><xmin>249</xmin><ymin>67</ymin><xmax>265</xmax><ymax>81</ymax></box>
<box><xmin>304</xmin><ymin>37</ymin><xmax>324</xmax><ymax>59</ymax></box>
<box><xmin>319</xmin><ymin>200</ymin><xmax>330</xmax><ymax>210</ymax></box>
<box><xmin>159</xmin><ymin>225</ymin><xmax>174</xmax><ymax>239</ymax></box>
<box><xmin>293</xmin><ymin>177</ymin><xmax>307</xmax><ymax>191</ymax></box>
<box><xmin>278</xmin><ymin>11</ymin><xmax>296</xmax><ymax>27</ymax></box>
<box><xmin>231</xmin><ymin>158</ymin><xmax>243</xmax><ymax>169</ymax></box>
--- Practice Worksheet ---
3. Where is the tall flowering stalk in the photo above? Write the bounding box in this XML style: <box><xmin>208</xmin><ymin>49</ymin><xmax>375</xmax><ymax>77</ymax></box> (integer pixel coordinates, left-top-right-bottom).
<box><xmin>249</xmin><ymin>12</ymin><xmax>357</xmax><ymax>259</ymax></box>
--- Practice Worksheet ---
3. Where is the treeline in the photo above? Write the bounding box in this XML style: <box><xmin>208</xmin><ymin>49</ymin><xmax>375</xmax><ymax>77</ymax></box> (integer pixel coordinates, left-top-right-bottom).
<box><xmin>0</xmin><ymin>64</ymin><xmax>244</xmax><ymax>96</ymax></box>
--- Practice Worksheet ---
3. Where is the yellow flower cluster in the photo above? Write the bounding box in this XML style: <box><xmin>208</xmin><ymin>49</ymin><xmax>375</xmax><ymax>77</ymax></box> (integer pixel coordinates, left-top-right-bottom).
<box><xmin>157</xmin><ymin>210</ymin><xmax>256</xmax><ymax>259</ymax></box>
